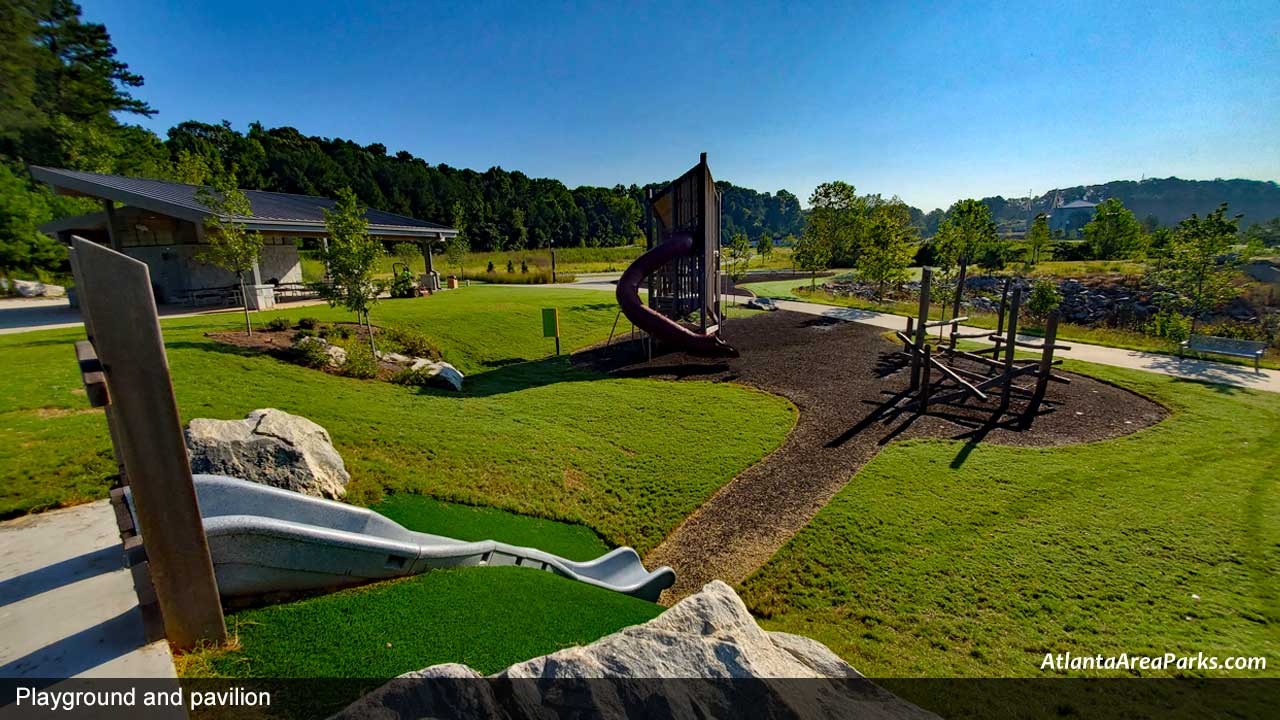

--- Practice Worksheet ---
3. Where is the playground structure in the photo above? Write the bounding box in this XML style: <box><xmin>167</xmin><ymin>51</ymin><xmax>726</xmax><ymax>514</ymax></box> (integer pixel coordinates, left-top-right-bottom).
<box><xmin>614</xmin><ymin>153</ymin><xmax>737</xmax><ymax>357</ymax></box>
<box><xmin>894</xmin><ymin>263</ymin><xmax>1070</xmax><ymax>423</ymax></box>
<box><xmin>68</xmin><ymin>238</ymin><xmax>675</xmax><ymax>649</ymax></box>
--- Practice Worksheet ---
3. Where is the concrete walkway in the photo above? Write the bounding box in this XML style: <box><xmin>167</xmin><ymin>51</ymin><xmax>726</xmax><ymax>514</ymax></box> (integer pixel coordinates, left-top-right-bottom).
<box><xmin>521</xmin><ymin>282</ymin><xmax>1280</xmax><ymax>394</ymax></box>
<box><xmin>0</xmin><ymin>296</ymin><xmax>328</xmax><ymax>335</ymax></box>
<box><xmin>0</xmin><ymin>501</ymin><xmax>175</xmax><ymax>679</ymax></box>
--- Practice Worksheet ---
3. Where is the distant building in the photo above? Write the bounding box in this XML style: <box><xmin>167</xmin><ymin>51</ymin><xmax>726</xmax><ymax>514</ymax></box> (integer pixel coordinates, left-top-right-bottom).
<box><xmin>1049</xmin><ymin>199</ymin><xmax>1097</xmax><ymax>236</ymax></box>
<box><xmin>33</xmin><ymin>167</ymin><xmax>456</xmax><ymax>308</ymax></box>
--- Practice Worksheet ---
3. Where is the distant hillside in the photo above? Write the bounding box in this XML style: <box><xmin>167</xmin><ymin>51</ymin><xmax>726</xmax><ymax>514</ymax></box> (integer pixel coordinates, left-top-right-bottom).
<box><xmin>979</xmin><ymin>177</ymin><xmax>1280</xmax><ymax>231</ymax></box>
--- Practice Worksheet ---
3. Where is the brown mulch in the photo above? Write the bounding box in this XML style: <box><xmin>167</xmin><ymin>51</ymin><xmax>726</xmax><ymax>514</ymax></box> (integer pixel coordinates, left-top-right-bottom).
<box><xmin>207</xmin><ymin>324</ymin><xmax>405</xmax><ymax>380</ymax></box>
<box><xmin>573</xmin><ymin>310</ymin><xmax>1167</xmax><ymax>603</ymax></box>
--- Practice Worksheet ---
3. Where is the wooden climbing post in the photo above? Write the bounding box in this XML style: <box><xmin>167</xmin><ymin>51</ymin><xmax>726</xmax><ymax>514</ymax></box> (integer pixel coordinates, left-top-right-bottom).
<box><xmin>949</xmin><ymin>259</ymin><xmax>967</xmax><ymax>349</ymax></box>
<box><xmin>920</xmin><ymin>344</ymin><xmax>933</xmax><ymax>413</ymax></box>
<box><xmin>911</xmin><ymin>267</ymin><xmax>932</xmax><ymax>390</ymax></box>
<box><xmin>70</xmin><ymin>238</ymin><xmax>226</xmax><ymax>650</ymax></box>
<box><xmin>999</xmin><ymin>287</ymin><xmax>1022</xmax><ymax>412</ymax></box>
<box><xmin>1026</xmin><ymin>309</ymin><xmax>1060</xmax><ymax>417</ymax></box>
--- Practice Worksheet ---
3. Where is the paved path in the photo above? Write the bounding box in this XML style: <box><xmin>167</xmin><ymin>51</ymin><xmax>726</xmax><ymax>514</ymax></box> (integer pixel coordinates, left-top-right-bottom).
<box><xmin>0</xmin><ymin>501</ymin><xmax>175</xmax><ymax>679</ymax></box>
<box><xmin>0</xmin><ymin>296</ymin><xmax>328</xmax><ymax>335</ymax></box>
<box><xmin>524</xmin><ymin>283</ymin><xmax>1280</xmax><ymax>394</ymax></box>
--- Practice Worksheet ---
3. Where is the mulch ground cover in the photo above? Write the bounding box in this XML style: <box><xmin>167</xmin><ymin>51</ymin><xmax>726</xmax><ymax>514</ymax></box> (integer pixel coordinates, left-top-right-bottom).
<box><xmin>574</xmin><ymin>310</ymin><xmax>1167</xmax><ymax>602</ymax></box>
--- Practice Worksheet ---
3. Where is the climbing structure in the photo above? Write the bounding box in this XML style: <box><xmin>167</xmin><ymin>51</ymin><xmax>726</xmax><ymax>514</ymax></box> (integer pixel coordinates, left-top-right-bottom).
<box><xmin>615</xmin><ymin>153</ymin><xmax>737</xmax><ymax>357</ymax></box>
<box><xmin>895</xmin><ymin>264</ymin><xmax>1070</xmax><ymax>425</ymax></box>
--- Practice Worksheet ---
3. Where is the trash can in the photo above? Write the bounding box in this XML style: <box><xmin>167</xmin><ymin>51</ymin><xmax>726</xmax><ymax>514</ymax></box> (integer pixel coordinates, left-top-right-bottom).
<box><xmin>447</xmin><ymin>275</ymin><xmax>459</xmax><ymax>290</ymax></box>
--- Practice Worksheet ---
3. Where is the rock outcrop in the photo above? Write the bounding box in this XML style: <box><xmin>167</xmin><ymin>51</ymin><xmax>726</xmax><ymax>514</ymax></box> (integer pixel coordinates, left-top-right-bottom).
<box><xmin>185</xmin><ymin>408</ymin><xmax>350</xmax><ymax>498</ymax></box>
<box><xmin>1</xmin><ymin>278</ymin><xmax>65</xmax><ymax>297</ymax></box>
<box><xmin>293</xmin><ymin>335</ymin><xmax>348</xmax><ymax>368</ymax></box>
<box><xmin>336</xmin><ymin>581</ymin><xmax>937</xmax><ymax>719</ymax></box>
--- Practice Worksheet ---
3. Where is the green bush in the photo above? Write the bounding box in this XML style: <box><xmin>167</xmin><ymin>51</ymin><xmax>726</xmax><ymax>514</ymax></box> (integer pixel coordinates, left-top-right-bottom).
<box><xmin>265</xmin><ymin>317</ymin><xmax>291</xmax><ymax>331</ymax></box>
<box><xmin>297</xmin><ymin>317</ymin><xmax>320</xmax><ymax>330</ymax></box>
<box><xmin>487</xmin><ymin>261</ymin><xmax>495</xmax><ymax>273</ymax></box>
<box><xmin>389</xmin><ymin>271</ymin><xmax>417</xmax><ymax>299</ymax></box>
<box><xmin>340</xmin><ymin>344</ymin><xmax>379</xmax><ymax>379</ymax></box>
<box><xmin>506</xmin><ymin>260</ymin><xmax>515</xmax><ymax>273</ymax></box>
<box><xmin>1027</xmin><ymin>279</ymin><xmax>1061</xmax><ymax>319</ymax></box>
<box><xmin>390</xmin><ymin>365</ymin><xmax>435</xmax><ymax>387</ymax></box>
<box><xmin>319</xmin><ymin>324</ymin><xmax>351</xmax><ymax>341</ymax></box>
<box><xmin>292</xmin><ymin>329</ymin><xmax>317</xmax><ymax>341</ymax></box>
<box><xmin>1145</xmin><ymin>308</ymin><xmax>1192</xmax><ymax>344</ymax></box>
<box><xmin>292</xmin><ymin>337</ymin><xmax>331</xmax><ymax>369</ymax></box>
<box><xmin>383</xmin><ymin>326</ymin><xmax>441</xmax><ymax>359</ymax></box>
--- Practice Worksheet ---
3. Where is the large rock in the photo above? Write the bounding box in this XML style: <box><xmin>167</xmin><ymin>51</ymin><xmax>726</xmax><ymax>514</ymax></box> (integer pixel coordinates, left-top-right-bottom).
<box><xmin>408</xmin><ymin>358</ymin><xmax>465</xmax><ymax>391</ymax></box>
<box><xmin>2</xmin><ymin>278</ymin><xmax>65</xmax><ymax>297</ymax></box>
<box><xmin>336</xmin><ymin>581</ymin><xmax>937</xmax><ymax>719</ymax></box>
<box><xmin>185</xmin><ymin>408</ymin><xmax>350</xmax><ymax>498</ymax></box>
<box><xmin>293</xmin><ymin>336</ymin><xmax>347</xmax><ymax>368</ymax></box>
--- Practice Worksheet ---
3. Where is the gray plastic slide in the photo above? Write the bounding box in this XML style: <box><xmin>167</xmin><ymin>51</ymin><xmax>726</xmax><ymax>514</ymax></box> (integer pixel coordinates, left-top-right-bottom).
<box><xmin>123</xmin><ymin>475</ymin><xmax>675</xmax><ymax>602</ymax></box>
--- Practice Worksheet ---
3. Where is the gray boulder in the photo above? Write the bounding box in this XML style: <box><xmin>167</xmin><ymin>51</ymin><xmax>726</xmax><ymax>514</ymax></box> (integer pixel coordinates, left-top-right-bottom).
<box><xmin>293</xmin><ymin>336</ymin><xmax>347</xmax><ymax>368</ymax></box>
<box><xmin>336</xmin><ymin>581</ymin><xmax>937</xmax><ymax>719</ymax></box>
<box><xmin>408</xmin><ymin>358</ymin><xmax>465</xmax><ymax>391</ymax></box>
<box><xmin>185</xmin><ymin>408</ymin><xmax>350</xmax><ymax>499</ymax></box>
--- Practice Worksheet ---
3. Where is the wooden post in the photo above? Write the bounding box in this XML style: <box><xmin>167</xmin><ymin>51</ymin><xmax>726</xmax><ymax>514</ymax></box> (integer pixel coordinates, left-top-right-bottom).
<box><xmin>920</xmin><ymin>344</ymin><xmax>933</xmax><ymax>414</ymax></box>
<box><xmin>904</xmin><ymin>317</ymin><xmax>915</xmax><ymax>354</ymax></box>
<box><xmin>949</xmin><ymin>259</ymin><xmax>967</xmax><ymax>349</ymax></box>
<box><xmin>993</xmin><ymin>276</ymin><xmax>1010</xmax><ymax>357</ymax></box>
<box><xmin>1026</xmin><ymin>309</ymin><xmax>1059</xmax><ymax>417</ymax></box>
<box><xmin>1000</xmin><ymin>287</ymin><xmax>1022</xmax><ymax>412</ymax></box>
<box><xmin>68</xmin><ymin>248</ymin><xmax>127</xmax><ymax>482</ymax></box>
<box><xmin>911</xmin><ymin>267</ymin><xmax>932</xmax><ymax>390</ymax></box>
<box><xmin>101</xmin><ymin>200</ymin><xmax>122</xmax><ymax>251</ymax></box>
<box><xmin>70</xmin><ymin>237</ymin><xmax>226</xmax><ymax>649</ymax></box>
<box><xmin>551</xmin><ymin>251</ymin><xmax>557</xmax><ymax>284</ymax></box>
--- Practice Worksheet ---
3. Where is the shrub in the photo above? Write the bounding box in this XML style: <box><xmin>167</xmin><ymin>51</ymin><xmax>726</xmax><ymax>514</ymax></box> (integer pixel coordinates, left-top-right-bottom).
<box><xmin>292</xmin><ymin>337</ymin><xmax>331</xmax><ymax>369</ymax></box>
<box><xmin>520</xmin><ymin>260</ymin><xmax>529</xmax><ymax>273</ymax></box>
<box><xmin>457</xmin><ymin>269</ymin><xmax>573</xmax><ymax>285</ymax></box>
<box><xmin>1027</xmin><ymin>279</ymin><xmax>1061</xmax><ymax>319</ymax></box>
<box><xmin>297</xmin><ymin>317</ymin><xmax>320</xmax><ymax>330</ymax></box>
<box><xmin>389</xmin><ymin>270</ymin><xmax>417</xmax><ymax>298</ymax></box>
<box><xmin>292</xmin><ymin>329</ymin><xmax>317</xmax><ymax>341</ymax></box>
<box><xmin>340</xmin><ymin>344</ymin><xmax>379</xmax><ymax>378</ymax></box>
<box><xmin>319</xmin><ymin>324</ymin><xmax>351</xmax><ymax>341</ymax></box>
<box><xmin>390</xmin><ymin>365</ymin><xmax>435</xmax><ymax>387</ymax></box>
<box><xmin>382</xmin><ymin>326</ymin><xmax>441</xmax><ymax>359</ymax></box>
<box><xmin>265</xmin><ymin>317</ymin><xmax>291</xmax><ymax>331</ymax></box>
<box><xmin>487</xmin><ymin>261</ymin><xmax>495</xmax><ymax>273</ymax></box>
<box><xmin>1145</xmin><ymin>308</ymin><xmax>1192</xmax><ymax>344</ymax></box>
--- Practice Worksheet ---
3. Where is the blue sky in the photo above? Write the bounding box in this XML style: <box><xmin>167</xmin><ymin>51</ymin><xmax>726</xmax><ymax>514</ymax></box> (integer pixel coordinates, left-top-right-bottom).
<box><xmin>84</xmin><ymin>0</ymin><xmax>1279</xmax><ymax>211</ymax></box>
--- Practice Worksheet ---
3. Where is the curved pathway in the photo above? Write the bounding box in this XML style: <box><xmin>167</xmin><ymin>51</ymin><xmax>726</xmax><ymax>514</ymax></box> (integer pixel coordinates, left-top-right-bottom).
<box><xmin>578</xmin><ymin>311</ymin><xmax>1166</xmax><ymax>603</ymax></box>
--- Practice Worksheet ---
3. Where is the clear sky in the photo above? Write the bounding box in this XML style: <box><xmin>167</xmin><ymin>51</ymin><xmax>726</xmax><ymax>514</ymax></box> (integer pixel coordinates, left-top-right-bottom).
<box><xmin>83</xmin><ymin>0</ymin><xmax>1279</xmax><ymax>211</ymax></box>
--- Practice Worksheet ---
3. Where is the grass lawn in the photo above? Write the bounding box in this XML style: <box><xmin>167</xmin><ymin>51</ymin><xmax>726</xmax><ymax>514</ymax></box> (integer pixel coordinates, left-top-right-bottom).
<box><xmin>740</xmin><ymin>276</ymin><xmax>1280</xmax><ymax>370</ymax></box>
<box><xmin>0</xmin><ymin>286</ymin><xmax>796</xmax><ymax>557</ymax></box>
<box><xmin>739</xmin><ymin>362</ymin><xmax>1280</xmax><ymax>682</ymax></box>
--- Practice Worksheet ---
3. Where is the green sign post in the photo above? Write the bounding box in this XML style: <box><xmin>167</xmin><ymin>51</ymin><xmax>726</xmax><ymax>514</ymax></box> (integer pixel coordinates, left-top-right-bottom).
<box><xmin>542</xmin><ymin>307</ymin><xmax>561</xmax><ymax>355</ymax></box>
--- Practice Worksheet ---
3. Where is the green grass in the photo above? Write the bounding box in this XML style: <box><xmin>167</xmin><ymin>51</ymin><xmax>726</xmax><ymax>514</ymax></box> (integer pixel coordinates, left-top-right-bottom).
<box><xmin>739</xmin><ymin>362</ymin><xmax>1280</xmax><ymax>680</ymax></box>
<box><xmin>373</xmin><ymin>494</ymin><xmax>608</xmax><ymax>561</ymax></box>
<box><xmin>302</xmin><ymin>246</ymin><xmax>647</xmax><ymax>282</ymax></box>
<box><xmin>182</xmin><ymin>566</ymin><xmax>662</xmax><ymax>714</ymax></box>
<box><xmin>0</xmin><ymin>286</ymin><xmax>796</xmax><ymax>555</ymax></box>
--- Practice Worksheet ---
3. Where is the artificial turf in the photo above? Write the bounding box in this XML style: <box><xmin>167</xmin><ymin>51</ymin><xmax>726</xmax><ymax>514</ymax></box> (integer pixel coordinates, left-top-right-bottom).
<box><xmin>738</xmin><ymin>361</ymin><xmax>1280</xmax><ymax>681</ymax></box>
<box><xmin>0</xmin><ymin>286</ymin><xmax>796</xmax><ymax>557</ymax></box>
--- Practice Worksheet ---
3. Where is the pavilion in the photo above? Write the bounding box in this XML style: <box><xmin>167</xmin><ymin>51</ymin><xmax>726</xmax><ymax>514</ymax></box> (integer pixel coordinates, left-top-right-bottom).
<box><xmin>32</xmin><ymin>166</ymin><xmax>457</xmax><ymax>309</ymax></box>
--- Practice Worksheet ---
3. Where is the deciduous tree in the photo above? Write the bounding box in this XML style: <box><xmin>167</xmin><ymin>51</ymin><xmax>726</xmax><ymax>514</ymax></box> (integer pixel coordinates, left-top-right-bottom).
<box><xmin>1083</xmin><ymin>198</ymin><xmax>1145</xmax><ymax>260</ymax></box>
<box><xmin>1026</xmin><ymin>213</ymin><xmax>1052</xmax><ymax>265</ymax></box>
<box><xmin>858</xmin><ymin>201</ymin><xmax>916</xmax><ymax>300</ymax></box>
<box><xmin>1149</xmin><ymin>203</ymin><xmax>1242</xmax><ymax>332</ymax></box>
<box><xmin>319</xmin><ymin>187</ymin><xmax>383</xmax><ymax>353</ymax></box>
<box><xmin>195</xmin><ymin>171</ymin><xmax>263</xmax><ymax>335</ymax></box>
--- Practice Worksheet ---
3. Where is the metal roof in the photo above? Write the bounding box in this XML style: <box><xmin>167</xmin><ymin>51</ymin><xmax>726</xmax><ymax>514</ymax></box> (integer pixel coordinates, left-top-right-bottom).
<box><xmin>30</xmin><ymin>166</ymin><xmax>456</xmax><ymax>240</ymax></box>
<box><xmin>1056</xmin><ymin>199</ymin><xmax>1098</xmax><ymax>210</ymax></box>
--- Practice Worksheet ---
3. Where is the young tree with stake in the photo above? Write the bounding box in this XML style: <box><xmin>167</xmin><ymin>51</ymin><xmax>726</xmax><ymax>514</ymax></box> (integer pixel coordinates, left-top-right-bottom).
<box><xmin>318</xmin><ymin>188</ymin><xmax>384</xmax><ymax>354</ymax></box>
<box><xmin>195</xmin><ymin>171</ymin><xmax>263</xmax><ymax>335</ymax></box>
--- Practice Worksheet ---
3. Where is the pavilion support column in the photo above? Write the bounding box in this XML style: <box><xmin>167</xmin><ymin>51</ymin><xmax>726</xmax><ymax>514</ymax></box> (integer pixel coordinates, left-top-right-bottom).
<box><xmin>244</xmin><ymin>258</ymin><xmax>275</xmax><ymax>311</ymax></box>
<box><xmin>420</xmin><ymin>239</ymin><xmax>440</xmax><ymax>291</ymax></box>
<box><xmin>102</xmin><ymin>200</ymin><xmax>122</xmax><ymax>251</ymax></box>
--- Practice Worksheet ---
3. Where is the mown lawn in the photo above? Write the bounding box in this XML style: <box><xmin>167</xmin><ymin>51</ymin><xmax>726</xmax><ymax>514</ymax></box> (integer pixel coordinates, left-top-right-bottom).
<box><xmin>0</xmin><ymin>286</ymin><xmax>796</xmax><ymax>556</ymax></box>
<box><xmin>739</xmin><ymin>362</ymin><xmax>1280</xmax><ymax>682</ymax></box>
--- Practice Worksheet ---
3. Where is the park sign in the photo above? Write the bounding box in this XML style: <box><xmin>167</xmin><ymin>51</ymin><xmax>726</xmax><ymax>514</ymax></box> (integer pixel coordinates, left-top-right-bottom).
<box><xmin>542</xmin><ymin>308</ymin><xmax>561</xmax><ymax>355</ymax></box>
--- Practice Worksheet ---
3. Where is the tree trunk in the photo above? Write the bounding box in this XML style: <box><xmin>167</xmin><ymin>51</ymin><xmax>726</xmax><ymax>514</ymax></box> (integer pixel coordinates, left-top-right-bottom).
<box><xmin>366</xmin><ymin>310</ymin><xmax>378</xmax><ymax>356</ymax></box>
<box><xmin>238</xmin><ymin>272</ymin><xmax>253</xmax><ymax>336</ymax></box>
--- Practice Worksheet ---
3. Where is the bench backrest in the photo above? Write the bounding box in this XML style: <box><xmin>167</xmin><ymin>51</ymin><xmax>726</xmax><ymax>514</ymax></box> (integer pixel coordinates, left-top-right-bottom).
<box><xmin>1188</xmin><ymin>334</ymin><xmax>1265</xmax><ymax>354</ymax></box>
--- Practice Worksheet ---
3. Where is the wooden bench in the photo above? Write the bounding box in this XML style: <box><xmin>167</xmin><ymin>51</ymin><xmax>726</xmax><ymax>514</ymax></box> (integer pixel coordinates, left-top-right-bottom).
<box><xmin>1180</xmin><ymin>334</ymin><xmax>1266</xmax><ymax>370</ymax></box>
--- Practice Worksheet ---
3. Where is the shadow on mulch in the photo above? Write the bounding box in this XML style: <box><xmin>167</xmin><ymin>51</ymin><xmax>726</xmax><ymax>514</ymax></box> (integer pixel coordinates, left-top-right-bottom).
<box><xmin>574</xmin><ymin>310</ymin><xmax>1169</xmax><ymax>600</ymax></box>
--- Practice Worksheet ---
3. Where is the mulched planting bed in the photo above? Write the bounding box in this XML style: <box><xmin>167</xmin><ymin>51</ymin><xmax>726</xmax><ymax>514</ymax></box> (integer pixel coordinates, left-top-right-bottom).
<box><xmin>208</xmin><ymin>323</ymin><xmax>408</xmax><ymax>381</ymax></box>
<box><xmin>574</xmin><ymin>310</ymin><xmax>1167</xmax><ymax>601</ymax></box>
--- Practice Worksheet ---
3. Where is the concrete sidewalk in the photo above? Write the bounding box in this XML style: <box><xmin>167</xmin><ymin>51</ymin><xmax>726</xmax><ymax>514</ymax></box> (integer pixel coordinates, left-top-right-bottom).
<box><xmin>0</xmin><ymin>296</ymin><xmax>327</xmax><ymax>335</ymax></box>
<box><xmin>0</xmin><ymin>501</ymin><xmax>175</xmax><ymax>679</ymax></box>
